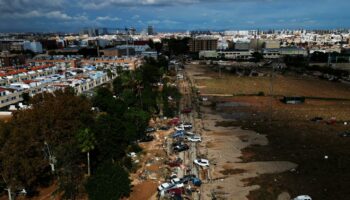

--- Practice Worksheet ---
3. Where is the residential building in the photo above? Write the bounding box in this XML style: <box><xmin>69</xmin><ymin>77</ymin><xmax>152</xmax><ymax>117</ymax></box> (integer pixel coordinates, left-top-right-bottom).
<box><xmin>234</xmin><ymin>42</ymin><xmax>250</xmax><ymax>51</ymax></box>
<box><xmin>265</xmin><ymin>40</ymin><xmax>281</xmax><ymax>49</ymax></box>
<box><xmin>148</xmin><ymin>25</ymin><xmax>154</xmax><ymax>36</ymax></box>
<box><xmin>101</xmin><ymin>47</ymin><xmax>136</xmax><ymax>57</ymax></box>
<box><xmin>218</xmin><ymin>50</ymin><xmax>253</xmax><ymax>60</ymax></box>
<box><xmin>23</xmin><ymin>41</ymin><xmax>43</xmax><ymax>53</ymax></box>
<box><xmin>188</xmin><ymin>37</ymin><xmax>218</xmax><ymax>53</ymax></box>
<box><xmin>0</xmin><ymin>54</ymin><xmax>26</xmax><ymax>67</ymax></box>
<box><xmin>250</xmin><ymin>39</ymin><xmax>265</xmax><ymax>51</ymax></box>
<box><xmin>199</xmin><ymin>51</ymin><xmax>219</xmax><ymax>59</ymax></box>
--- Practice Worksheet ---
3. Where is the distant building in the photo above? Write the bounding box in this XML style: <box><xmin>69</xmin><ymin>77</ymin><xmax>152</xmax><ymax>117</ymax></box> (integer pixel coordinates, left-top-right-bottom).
<box><xmin>264</xmin><ymin>40</ymin><xmax>281</xmax><ymax>49</ymax></box>
<box><xmin>234</xmin><ymin>42</ymin><xmax>250</xmax><ymax>51</ymax></box>
<box><xmin>0</xmin><ymin>54</ymin><xmax>25</xmax><ymax>67</ymax></box>
<box><xmin>0</xmin><ymin>40</ymin><xmax>24</xmax><ymax>51</ymax></box>
<box><xmin>249</xmin><ymin>39</ymin><xmax>265</xmax><ymax>51</ymax></box>
<box><xmin>128</xmin><ymin>27</ymin><xmax>136</xmax><ymax>35</ymax></box>
<box><xmin>188</xmin><ymin>38</ymin><xmax>218</xmax><ymax>53</ymax></box>
<box><xmin>10</xmin><ymin>42</ymin><xmax>24</xmax><ymax>52</ymax></box>
<box><xmin>101</xmin><ymin>28</ymin><xmax>108</xmax><ymax>35</ymax></box>
<box><xmin>101</xmin><ymin>47</ymin><xmax>136</xmax><ymax>57</ymax></box>
<box><xmin>23</xmin><ymin>41</ymin><xmax>43</xmax><ymax>53</ymax></box>
<box><xmin>262</xmin><ymin>49</ymin><xmax>281</xmax><ymax>59</ymax></box>
<box><xmin>38</xmin><ymin>39</ymin><xmax>58</xmax><ymax>50</ymax></box>
<box><xmin>218</xmin><ymin>50</ymin><xmax>253</xmax><ymax>60</ymax></box>
<box><xmin>263</xmin><ymin>47</ymin><xmax>308</xmax><ymax>59</ymax></box>
<box><xmin>199</xmin><ymin>51</ymin><xmax>218</xmax><ymax>59</ymax></box>
<box><xmin>141</xmin><ymin>51</ymin><xmax>158</xmax><ymax>59</ymax></box>
<box><xmin>148</xmin><ymin>25</ymin><xmax>154</xmax><ymax>36</ymax></box>
<box><xmin>279</xmin><ymin>47</ymin><xmax>308</xmax><ymax>57</ymax></box>
<box><xmin>88</xmin><ymin>28</ymin><xmax>99</xmax><ymax>37</ymax></box>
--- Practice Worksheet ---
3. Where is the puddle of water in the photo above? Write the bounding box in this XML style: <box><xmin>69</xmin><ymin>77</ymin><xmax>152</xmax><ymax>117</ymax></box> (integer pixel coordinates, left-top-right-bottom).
<box><xmin>216</xmin><ymin>102</ymin><xmax>250</xmax><ymax>109</ymax></box>
<box><xmin>221</xmin><ymin>112</ymin><xmax>250</xmax><ymax>120</ymax></box>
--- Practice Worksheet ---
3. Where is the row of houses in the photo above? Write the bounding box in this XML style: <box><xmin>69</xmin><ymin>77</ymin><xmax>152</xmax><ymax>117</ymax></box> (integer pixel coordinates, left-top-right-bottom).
<box><xmin>0</xmin><ymin>64</ymin><xmax>117</xmax><ymax>109</ymax></box>
<box><xmin>28</xmin><ymin>57</ymin><xmax>142</xmax><ymax>71</ymax></box>
<box><xmin>0</xmin><ymin>65</ymin><xmax>58</xmax><ymax>86</ymax></box>
<box><xmin>199</xmin><ymin>47</ymin><xmax>308</xmax><ymax>60</ymax></box>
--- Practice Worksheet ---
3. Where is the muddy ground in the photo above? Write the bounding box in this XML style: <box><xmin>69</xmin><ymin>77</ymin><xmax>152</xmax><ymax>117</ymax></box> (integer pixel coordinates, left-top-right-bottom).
<box><xmin>187</xmin><ymin>63</ymin><xmax>350</xmax><ymax>200</ymax></box>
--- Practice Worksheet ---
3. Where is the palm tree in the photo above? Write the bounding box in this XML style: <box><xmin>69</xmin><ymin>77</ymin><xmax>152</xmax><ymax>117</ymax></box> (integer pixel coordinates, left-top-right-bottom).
<box><xmin>76</xmin><ymin>128</ymin><xmax>96</xmax><ymax>176</ymax></box>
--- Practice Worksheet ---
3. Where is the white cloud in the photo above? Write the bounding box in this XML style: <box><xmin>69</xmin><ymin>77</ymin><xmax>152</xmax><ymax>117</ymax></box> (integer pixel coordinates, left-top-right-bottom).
<box><xmin>96</xmin><ymin>16</ymin><xmax>120</xmax><ymax>21</ymax></box>
<box><xmin>146</xmin><ymin>19</ymin><xmax>181</xmax><ymax>26</ymax></box>
<box><xmin>132</xmin><ymin>15</ymin><xmax>140</xmax><ymax>19</ymax></box>
<box><xmin>80</xmin><ymin>0</ymin><xmax>211</xmax><ymax>9</ymax></box>
<box><xmin>0</xmin><ymin>10</ymin><xmax>88</xmax><ymax>21</ymax></box>
<box><xmin>0</xmin><ymin>0</ymin><xmax>65</xmax><ymax>14</ymax></box>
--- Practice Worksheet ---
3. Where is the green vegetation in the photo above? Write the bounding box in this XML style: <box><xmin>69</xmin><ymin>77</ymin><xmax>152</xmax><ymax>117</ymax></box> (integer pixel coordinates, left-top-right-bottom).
<box><xmin>85</xmin><ymin>162</ymin><xmax>131</xmax><ymax>200</ymax></box>
<box><xmin>0</xmin><ymin>57</ymin><xmax>180</xmax><ymax>199</ymax></box>
<box><xmin>162</xmin><ymin>38</ymin><xmax>190</xmax><ymax>56</ymax></box>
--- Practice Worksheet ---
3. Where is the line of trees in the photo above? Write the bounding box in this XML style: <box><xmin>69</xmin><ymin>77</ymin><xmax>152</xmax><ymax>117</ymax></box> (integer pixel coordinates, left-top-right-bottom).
<box><xmin>0</xmin><ymin>57</ymin><xmax>181</xmax><ymax>200</ymax></box>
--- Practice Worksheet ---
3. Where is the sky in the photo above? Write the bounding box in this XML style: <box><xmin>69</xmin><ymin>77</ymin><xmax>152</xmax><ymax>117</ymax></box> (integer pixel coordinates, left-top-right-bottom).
<box><xmin>0</xmin><ymin>0</ymin><xmax>349</xmax><ymax>32</ymax></box>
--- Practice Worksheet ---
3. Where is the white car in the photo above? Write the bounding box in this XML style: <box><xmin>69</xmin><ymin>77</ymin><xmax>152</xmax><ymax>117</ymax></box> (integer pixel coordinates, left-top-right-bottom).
<box><xmin>293</xmin><ymin>195</ymin><xmax>312</xmax><ymax>200</ymax></box>
<box><xmin>157</xmin><ymin>182</ymin><xmax>172</xmax><ymax>191</ymax></box>
<box><xmin>185</xmin><ymin>131</ymin><xmax>195</xmax><ymax>136</ymax></box>
<box><xmin>170</xmin><ymin>178</ymin><xmax>181</xmax><ymax>184</ymax></box>
<box><xmin>177</xmin><ymin>74</ymin><xmax>184</xmax><ymax>79</ymax></box>
<box><xmin>193</xmin><ymin>159</ymin><xmax>209</xmax><ymax>167</ymax></box>
<box><xmin>174</xmin><ymin>125</ymin><xmax>184</xmax><ymax>131</ymax></box>
<box><xmin>187</xmin><ymin>135</ymin><xmax>201</xmax><ymax>142</ymax></box>
<box><xmin>182</xmin><ymin>123</ymin><xmax>192</xmax><ymax>129</ymax></box>
<box><xmin>170</xmin><ymin>178</ymin><xmax>184</xmax><ymax>188</ymax></box>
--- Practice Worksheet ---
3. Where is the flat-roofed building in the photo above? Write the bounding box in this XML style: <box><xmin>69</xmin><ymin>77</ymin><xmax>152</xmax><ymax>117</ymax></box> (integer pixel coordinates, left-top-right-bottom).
<box><xmin>189</xmin><ymin>37</ymin><xmax>218</xmax><ymax>53</ymax></box>
<box><xmin>234</xmin><ymin>42</ymin><xmax>250</xmax><ymax>51</ymax></box>
<box><xmin>0</xmin><ymin>54</ymin><xmax>25</xmax><ymax>67</ymax></box>
<box><xmin>199</xmin><ymin>50</ymin><xmax>218</xmax><ymax>59</ymax></box>
<box><xmin>265</xmin><ymin>40</ymin><xmax>281</xmax><ymax>49</ymax></box>
<box><xmin>218</xmin><ymin>50</ymin><xmax>253</xmax><ymax>60</ymax></box>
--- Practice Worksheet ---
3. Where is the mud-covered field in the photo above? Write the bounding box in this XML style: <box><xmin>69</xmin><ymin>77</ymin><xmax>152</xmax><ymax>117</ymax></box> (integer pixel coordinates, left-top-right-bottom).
<box><xmin>187</xmin><ymin>63</ymin><xmax>350</xmax><ymax>200</ymax></box>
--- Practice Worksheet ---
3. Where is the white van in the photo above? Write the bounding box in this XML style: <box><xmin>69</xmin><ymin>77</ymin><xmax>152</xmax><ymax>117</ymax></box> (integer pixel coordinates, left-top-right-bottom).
<box><xmin>293</xmin><ymin>195</ymin><xmax>312</xmax><ymax>200</ymax></box>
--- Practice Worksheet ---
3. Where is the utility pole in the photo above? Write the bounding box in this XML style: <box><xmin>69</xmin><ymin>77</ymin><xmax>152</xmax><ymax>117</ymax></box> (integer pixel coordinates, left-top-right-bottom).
<box><xmin>4</xmin><ymin>188</ymin><xmax>12</xmax><ymax>200</ymax></box>
<box><xmin>269</xmin><ymin>59</ymin><xmax>278</xmax><ymax>127</ymax></box>
<box><xmin>44</xmin><ymin>141</ymin><xmax>56</xmax><ymax>172</ymax></box>
<box><xmin>87</xmin><ymin>151</ymin><xmax>91</xmax><ymax>176</ymax></box>
<box><xmin>96</xmin><ymin>40</ymin><xmax>100</xmax><ymax>57</ymax></box>
<box><xmin>2</xmin><ymin>175</ymin><xmax>13</xmax><ymax>200</ymax></box>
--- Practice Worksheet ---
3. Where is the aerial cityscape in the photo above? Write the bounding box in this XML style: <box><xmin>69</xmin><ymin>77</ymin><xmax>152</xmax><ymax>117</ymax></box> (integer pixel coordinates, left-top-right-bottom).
<box><xmin>0</xmin><ymin>0</ymin><xmax>350</xmax><ymax>200</ymax></box>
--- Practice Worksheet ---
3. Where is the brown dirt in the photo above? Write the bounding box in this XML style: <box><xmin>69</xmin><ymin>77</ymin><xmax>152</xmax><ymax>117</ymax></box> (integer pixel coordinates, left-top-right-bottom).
<box><xmin>145</xmin><ymin>164</ymin><xmax>160</xmax><ymax>172</ymax></box>
<box><xmin>220</xmin><ymin>168</ymin><xmax>247</xmax><ymax>175</ymax></box>
<box><xmin>128</xmin><ymin>181</ymin><xmax>158</xmax><ymax>200</ymax></box>
<box><xmin>205</xmin><ymin>141</ymin><xmax>217</xmax><ymax>148</ymax></box>
<box><xmin>196</xmin><ymin>72</ymin><xmax>350</xmax><ymax>99</ymax></box>
<box><xmin>190</xmin><ymin>63</ymin><xmax>350</xmax><ymax>200</ymax></box>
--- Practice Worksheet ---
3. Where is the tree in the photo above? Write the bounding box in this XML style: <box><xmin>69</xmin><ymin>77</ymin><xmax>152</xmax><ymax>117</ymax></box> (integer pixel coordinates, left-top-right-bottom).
<box><xmin>55</xmin><ymin>141</ymin><xmax>85</xmax><ymax>200</ymax></box>
<box><xmin>92</xmin><ymin>87</ymin><xmax>117</xmax><ymax>114</ymax></box>
<box><xmin>148</xmin><ymin>39</ymin><xmax>154</xmax><ymax>49</ymax></box>
<box><xmin>154</xmin><ymin>42</ymin><xmax>163</xmax><ymax>53</ymax></box>
<box><xmin>85</xmin><ymin>162</ymin><xmax>131</xmax><ymax>200</ymax></box>
<box><xmin>0</xmin><ymin>89</ymin><xmax>93</xmax><ymax>197</ymax></box>
<box><xmin>252</xmin><ymin>52</ymin><xmax>263</xmax><ymax>62</ymax></box>
<box><xmin>162</xmin><ymin>38</ymin><xmax>190</xmax><ymax>56</ymax></box>
<box><xmin>123</xmin><ymin>107</ymin><xmax>150</xmax><ymax>140</ymax></box>
<box><xmin>21</xmin><ymin>92</ymin><xmax>30</xmax><ymax>105</ymax></box>
<box><xmin>162</xmin><ymin>84</ymin><xmax>181</xmax><ymax>117</ymax></box>
<box><xmin>76</xmin><ymin>128</ymin><xmax>96</xmax><ymax>176</ymax></box>
<box><xmin>93</xmin><ymin>114</ymin><xmax>127</xmax><ymax>162</ymax></box>
<box><xmin>112</xmin><ymin>76</ymin><xmax>124</xmax><ymax>96</ymax></box>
